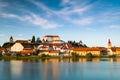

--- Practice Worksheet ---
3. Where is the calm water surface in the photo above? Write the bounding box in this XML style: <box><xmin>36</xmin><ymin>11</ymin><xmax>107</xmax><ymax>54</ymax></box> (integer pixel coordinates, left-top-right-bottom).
<box><xmin>0</xmin><ymin>58</ymin><xmax>120</xmax><ymax>80</ymax></box>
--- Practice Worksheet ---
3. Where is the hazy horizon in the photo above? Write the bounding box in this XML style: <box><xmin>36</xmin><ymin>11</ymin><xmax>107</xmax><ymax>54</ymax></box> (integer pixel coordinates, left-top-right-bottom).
<box><xmin>1</xmin><ymin>0</ymin><xmax>120</xmax><ymax>47</ymax></box>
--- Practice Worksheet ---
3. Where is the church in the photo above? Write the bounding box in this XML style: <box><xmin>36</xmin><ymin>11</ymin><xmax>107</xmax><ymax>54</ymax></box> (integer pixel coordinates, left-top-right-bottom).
<box><xmin>70</xmin><ymin>39</ymin><xmax>120</xmax><ymax>56</ymax></box>
<box><xmin>107</xmin><ymin>39</ymin><xmax>120</xmax><ymax>56</ymax></box>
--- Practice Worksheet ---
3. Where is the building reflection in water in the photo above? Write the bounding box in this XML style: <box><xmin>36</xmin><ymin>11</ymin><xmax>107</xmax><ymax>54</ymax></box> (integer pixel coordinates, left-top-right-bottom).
<box><xmin>10</xmin><ymin>60</ymin><xmax>23</xmax><ymax>77</ymax></box>
<box><xmin>0</xmin><ymin>60</ymin><xmax>23</xmax><ymax>80</ymax></box>
<box><xmin>42</xmin><ymin>62</ymin><xmax>60</xmax><ymax>80</ymax></box>
<box><xmin>10</xmin><ymin>60</ymin><xmax>22</xmax><ymax>79</ymax></box>
<box><xmin>1</xmin><ymin>58</ymin><xmax>120</xmax><ymax>80</ymax></box>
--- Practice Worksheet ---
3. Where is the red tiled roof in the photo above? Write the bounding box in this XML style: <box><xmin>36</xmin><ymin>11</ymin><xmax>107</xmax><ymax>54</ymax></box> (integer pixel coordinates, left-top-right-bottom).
<box><xmin>39</xmin><ymin>50</ymin><xmax>60</xmax><ymax>54</ymax></box>
<box><xmin>22</xmin><ymin>49</ymin><xmax>33</xmax><ymax>54</ymax></box>
<box><xmin>67</xmin><ymin>43</ymin><xmax>72</xmax><ymax>48</ymax></box>
<box><xmin>61</xmin><ymin>46</ymin><xmax>68</xmax><ymax>50</ymax></box>
<box><xmin>61</xmin><ymin>43</ymin><xmax>72</xmax><ymax>49</ymax></box>
<box><xmin>22</xmin><ymin>44</ymin><xmax>33</xmax><ymax>49</ymax></box>
<box><xmin>16</xmin><ymin>40</ymin><xmax>29</xmax><ymax>43</ymax></box>
<box><xmin>71</xmin><ymin>48</ymin><xmax>100</xmax><ymax>51</ymax></box>
<box><xmin>44</xmin><ymin>35</ymin><xmax>59</xmax><ymax>38</ymax></box>
<box><xmin>42</xmin><ymin>43</ymin><xmax>62</xmax><ymax>47</ymax></box>
<box><xmin>40</xmin><ymin>45</ymin><xmax>48</xmax><ymax>48</ymax></box>
<box><xmin>97</xmin><ymin>47</ymin><xmax>107</xmax><ymax>51</ymax></box>
<box><xmin>0</xmin><ymin>48</ymin><xmax>4</xmax><ymax>51</ymax></box>
<box><xmin>116</xmin><ymin>47</ymin><xmax>120</xmax><ymax>51</ymax></box>
<box><xmin>49</xmin><ymin>50</ymin><xmax>60</xmax><ymax>54</ymax></box>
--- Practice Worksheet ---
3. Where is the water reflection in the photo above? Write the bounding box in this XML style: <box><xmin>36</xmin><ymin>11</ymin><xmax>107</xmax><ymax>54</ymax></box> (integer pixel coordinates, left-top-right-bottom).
<box><xmin>0</xmin><ymin>58</ymin><xmax>120</xmax><ymax>62</ymax></box>
<box><xmin>10</xmin><ymin>60</ymin><xmax>22</xmax><ymax>79</ymax></box>
<box><xmin>0</xmin><ymin>58</ymin><xmax>120</xmax><ymax>80</ymax></box>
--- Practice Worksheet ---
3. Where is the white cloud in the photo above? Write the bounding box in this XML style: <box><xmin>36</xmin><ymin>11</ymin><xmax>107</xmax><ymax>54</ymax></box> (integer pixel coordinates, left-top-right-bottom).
<box><xmin>108</xmin><ymin>25</ymin><xmax>120</xmax><ymax>29</ymax></box>
<box><xmin>0</xmin><ymin>13</ymin><xmax>61</xmax><ymax>29</ymax></box>
<box><xmin>0</xmin><ymin>0</ymin><xmax>96</xmax><ymax>29</ymax></box>
<box><xmin>98</xmin><ymin>10</ymin><xmax>120</xmax><ymax>23</ymax></box>
<box><xmin>0</xmin><ymin>13</ymin><xmax>26</xmax><ymax>21</ymax></box>
<box><xmin>55</xmin><ymin>5</ymin><xmax>91</xmax><ymax>16</ymax></box>
<box><xmin>29</xmin><ymin>0</ymin><xmax>54</xmax><ymax>17</ymax></box>
<box><xmin>54</xmin><ymin>1</ymin><xmax>92</xmax><ymax>18</ymax></box>
<box><xmin>61</xmin><ymin>0</ymin><xmax>77</xmax><ymax>7</ymax></box>
<box><xmin>61</xmin><ymin>0</ymin><xmax>70</xmax><ymax>5</ymax></box>
<box><xmin>29</xmin><ymin>0</ymin><xmax>93</xmax><ymax>26</ymax></box>
<box><xmin>29</xmin><ymin>13</ymin><xmax>61</xmax><ymax>29</ymax></box>
<box><xmin>74</xmin><ymin>18</ymin><xmax>93</xmax><ymax>25</ymax></box>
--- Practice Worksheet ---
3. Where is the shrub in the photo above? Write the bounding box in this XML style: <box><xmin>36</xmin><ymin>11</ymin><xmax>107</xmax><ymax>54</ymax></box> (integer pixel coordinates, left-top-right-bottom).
<box><xmin>86</xmin><ymin>53</ymin><xmax>93</xmax><ymax>58</ymax></box>
<box><xmin>41</xmin><ymin>54</ymin><xmax>50</xmax><ymax>58</ymax></box>
<box><xmin>72</xmin><ymin>52</ymin><xmax>79</xmax><ymax>58</ymax></box>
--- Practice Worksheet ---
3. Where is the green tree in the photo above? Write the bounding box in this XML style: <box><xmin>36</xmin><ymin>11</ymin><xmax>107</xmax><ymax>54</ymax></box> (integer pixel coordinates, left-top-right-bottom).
<box><xmin>72</xmin><ymin>52</ymin><xmax>79</xmax><ymax>58</ymax></box>
<box><xmin>36</xmin><ymin>37</ymin><xmax>42</xmax><ymax>43</ymax></box>
<box><xmin>31</xmin><ymin>36</ymin><xmax>35</xmax><ymax>43</ymax></box>
<box><xmin>2</xmin><ymin>42</ymin><xmax>14</xmax><ymax>48</ymax></box>
<box><xmin>86</xmin><ymin>53</ymin><xmax>93</xmax><ymax>58</ymax></box>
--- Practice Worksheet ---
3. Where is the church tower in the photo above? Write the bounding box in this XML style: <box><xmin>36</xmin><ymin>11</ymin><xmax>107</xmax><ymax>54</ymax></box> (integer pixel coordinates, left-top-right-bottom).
<box><xmin>108</xmin><ymin>39</ymin><xmax>112</xmax><ymax>49</ymax></box>
<box><xmin>9</xmin><ymin>36</ymin><xmax>14</xmax><ymax>43</ymax></box>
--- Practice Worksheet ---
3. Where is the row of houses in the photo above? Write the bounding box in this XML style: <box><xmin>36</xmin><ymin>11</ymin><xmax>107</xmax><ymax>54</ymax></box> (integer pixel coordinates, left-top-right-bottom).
<box><xmin>70</xmin><ymin>47</ymin><xmax>120</xmax><ymax>56</ymax></box>
<box><xmin>0</xmin><ymin>35</ymin><xmax>120</xmax><ymax>56</ymax></box>
<box><xmin>0</xmin><ymin>35</ymin><xmax>72</xmax><ymax>56</ymax></box>
<box><xmin>70</xmin><ymin>39</ymin><xmax>120</xmax><ymax>56</ymax></box>
<box><xmin>2</xmin><ymin>40</ymin><xmax>36</xmax><ymax>56</ymax></box>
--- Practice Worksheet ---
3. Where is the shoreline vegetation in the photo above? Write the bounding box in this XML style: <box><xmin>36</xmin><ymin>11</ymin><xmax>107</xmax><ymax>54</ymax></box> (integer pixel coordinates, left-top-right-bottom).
<box><xmin>0</xmin><ymin>54</ymin><xmax>119</xmax><ymax>60</ymax></box>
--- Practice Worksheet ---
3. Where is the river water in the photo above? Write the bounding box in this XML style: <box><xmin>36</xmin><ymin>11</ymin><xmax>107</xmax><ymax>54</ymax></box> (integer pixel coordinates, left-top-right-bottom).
<box><xmin>0</xmin><ymin>58</ymin><xmax>120</xmax><ymax>80</ymax></box>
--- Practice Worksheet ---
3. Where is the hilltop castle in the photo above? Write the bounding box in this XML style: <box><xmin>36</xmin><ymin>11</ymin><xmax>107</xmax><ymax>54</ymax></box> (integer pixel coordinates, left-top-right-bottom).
<box><xmin>1</xmin><ymin>35</ymin><xmax>120</xmax><ymax>56</ymax></box>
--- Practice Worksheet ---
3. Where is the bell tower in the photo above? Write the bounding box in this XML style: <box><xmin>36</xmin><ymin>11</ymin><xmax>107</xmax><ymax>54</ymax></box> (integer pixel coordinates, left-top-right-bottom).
<box><xmin>108</xmin><ymin>39</ymin><xmax>112</xmax><ymax>49</ymax></box>
<box><xmin>9</xmin><ymin>36</ymin><xmax>14</xmax><ymax>43</ymax></box>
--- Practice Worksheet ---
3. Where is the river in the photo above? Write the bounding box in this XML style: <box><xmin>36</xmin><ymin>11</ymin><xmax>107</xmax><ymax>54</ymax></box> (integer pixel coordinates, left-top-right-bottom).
<box><xmin>0</xmin><ymin>58</ymin><xmax>120</xmax><ymax>80</ymax></box>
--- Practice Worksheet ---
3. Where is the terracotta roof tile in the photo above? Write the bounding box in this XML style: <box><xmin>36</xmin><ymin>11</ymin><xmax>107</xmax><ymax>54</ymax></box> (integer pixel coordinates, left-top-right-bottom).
<box><xmin>49</xmin><ymin>50</ymin><xmax>60</xmax><ymax>53</ymax></box>
<box><xmin>44</xmin><ymin>35</ymin><xmax>59</xmax><ymax>38</ymax></box>
<box><xmin>22</xmin><ymin>49</ymin><xmax>33</xmax><ymax>54</ymax></box>
<box><xmin>16</xmin><ymin>40</ymin><xmax>29</xmax><ymax>43</ymax></box>
<box><xmin>71</xmin><ymin>48</ymin><xmax>100</xmax><ymax>51</ymax></box>
<box><xmin>0</xmin><ymin>48</ymin><xmax>4</xmax><ymax>51</ymax></box>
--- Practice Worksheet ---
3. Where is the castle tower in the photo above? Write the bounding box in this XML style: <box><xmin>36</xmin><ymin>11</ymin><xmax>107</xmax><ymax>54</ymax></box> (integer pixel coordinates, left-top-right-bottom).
<box><xmin>9</xmin><ymin>36</ymin><xmax>14</xmax><ymax>43</ymax></box>
<box><xmin>108</xmin><ymin>39</ymin><xmax>112</xmax><ymax>49</ymax></box>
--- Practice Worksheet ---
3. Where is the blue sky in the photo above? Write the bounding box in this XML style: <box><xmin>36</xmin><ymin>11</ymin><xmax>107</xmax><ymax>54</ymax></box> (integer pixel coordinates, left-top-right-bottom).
<box><xmin>0</xmin><ymin>0</ymin><xmax>120</xmax><ymax>47</ymax></box>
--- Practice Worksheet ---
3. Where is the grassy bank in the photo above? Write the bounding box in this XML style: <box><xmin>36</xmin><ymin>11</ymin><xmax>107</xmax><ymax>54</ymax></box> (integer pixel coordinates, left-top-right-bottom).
<box><xmin>0</xmin><ymin>55</ymin><xmax>117</xmax><ymax>60</ymax></box>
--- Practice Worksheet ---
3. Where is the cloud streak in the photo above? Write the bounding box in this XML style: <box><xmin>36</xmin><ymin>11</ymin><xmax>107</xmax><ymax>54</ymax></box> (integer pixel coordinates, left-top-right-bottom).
<box><xmin>1</xmin><ymin>0</ymin><xmax>120</xmax><ymax>30</ymax></box>
<box><xmin>60</xmin><ymin>0</ymin><xmax>92</xmax><ymax>15</ymax></box>
<box><xmin>72</xmin><ymin>17</ymin><xmax>94</xmax><ymax>25</ymax></box>
<box><xmin>0</xmin><ymin>13</ymin><xmax>61</xmax><ymax>29</ymax></box>
<box><xmin>29</xmin><ymin>0</ymin><xmax>93</xmax><ymax>26</ymax></box>
<box><xmin>108</xmin><ymin>25</ymin><xmax>120</xmax><ymax>29</ymax></box>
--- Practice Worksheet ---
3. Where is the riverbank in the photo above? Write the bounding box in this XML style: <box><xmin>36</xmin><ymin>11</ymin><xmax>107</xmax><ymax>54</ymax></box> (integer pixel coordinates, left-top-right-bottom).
<box><xmin>0</xmin><ymin>55</ymin><xmax>119</xmax><ymax>60</ymax></box>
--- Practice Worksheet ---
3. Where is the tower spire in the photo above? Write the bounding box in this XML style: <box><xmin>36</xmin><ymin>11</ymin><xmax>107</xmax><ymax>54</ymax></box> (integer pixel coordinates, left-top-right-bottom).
<box><xmin>108</xmin><ymin>39</ymin><xmax>112</xmax><ymax>49</ymax></box>
<box><xmin>9</xmin><ymin>36</ymin><xmax>14</xmax><ymax>43</ymax></box>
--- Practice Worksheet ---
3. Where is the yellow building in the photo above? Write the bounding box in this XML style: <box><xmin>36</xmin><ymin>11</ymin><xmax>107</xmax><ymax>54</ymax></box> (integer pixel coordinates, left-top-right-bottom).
<box><xmin>70</xmin><ymin>47</ymin><xmax>101</xmax><ymax>56</ymax></box>
<box><xmin>112</xmin><ymin>47</ymin><xmax>120</xmax><ymax>55</ymax></box>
